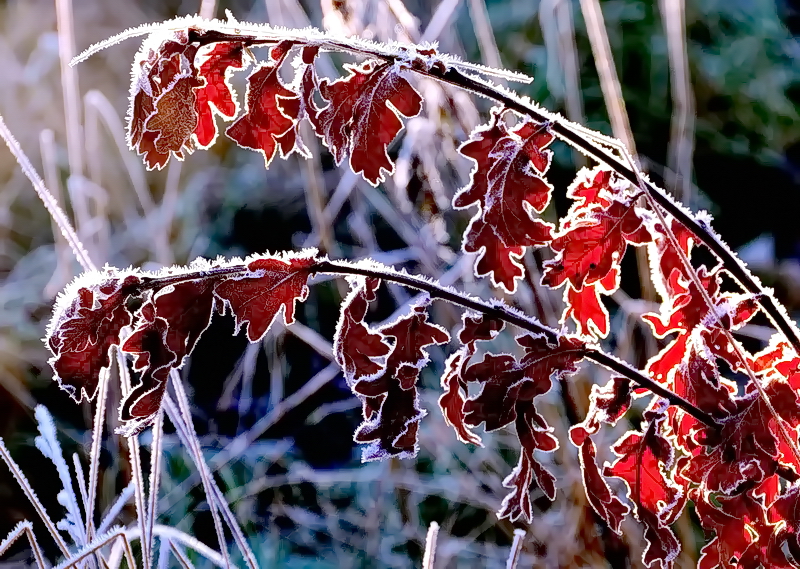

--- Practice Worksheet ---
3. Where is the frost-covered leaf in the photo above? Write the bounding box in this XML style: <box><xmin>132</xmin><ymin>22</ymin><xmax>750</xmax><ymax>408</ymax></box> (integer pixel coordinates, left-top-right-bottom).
<box><xmin>462</xmin><ymin>334</ymin><xmax>585</xmax><ymax>520</ymax></box>
<box><xmin>317</xmin><ymin>60</ymin><xmax>422</xmax><ymax>185</ymax></box>
<box><xmin>438</xmin><ymin>313</ymin><xmax>503</xmax><ymax>447</ymax></box>
<box><xmin>454</xmin><ymin>108</ymin><xmax>555</xmax><ymax>292</ymax></box>
<box><xmin>214</xmin><ymin>252</ymin><xmax>317</xmax><ymax>342</ymax></box>
<box><xmin>334</xmin><ymin>277</ymin><xmax>391</xmax><ymax>384</ymax></box>
<box><xmin>542</xmin><ymin>196</ymin><xmax>652</xmax><ymax>291</ymax></box>
<box><xmin>127</xmin><ymin>30</ymin><xmax>202</xmax><ymax>169</ymax></box>
<box><xmin>351</xmin><ymin>298</ymin><xmax>449</xmax><ymax>461</ymax></box>
<box><xmin>46</xmin><ymin>270</ymin><xmax>141</xmax><ymax>402</ymax></box>
<box><xmin>225</xmin><ymin>41</ymin><xmax>299</xmax><ymax>166</ymax></box>
<box><xmin>119</xmin><ymin>278</ymin><xmax>217</xmax><ymax>430</ymax></box>
<box><xmin>605</xmin><ymin>405</ymin><xmax>683</xmax><ymax>568</ymax></box>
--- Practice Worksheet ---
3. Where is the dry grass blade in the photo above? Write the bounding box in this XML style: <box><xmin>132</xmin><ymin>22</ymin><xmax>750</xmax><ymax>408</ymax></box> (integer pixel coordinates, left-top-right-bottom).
<box><xmin>0</xmin><ymin>114</ymin><xmax>94</xmax><ymax>271</ymax></box>
<box><xmin>0</xmin><ymin>521</ymin><xmax>47</xmax><ymax>567</ymax></box>
<box><xmin>53</xmin><ymin>528</ymin><xmax>136</xmax><ymax>569</ymax></box>
<box><xmin>145</xmin><ymin>410</ymin><xmax>166</xmax><ymax>569</ymax></box>
<box><xmin>422</xmin><ymin>521</ymin><xmax>439</xmax><ymax>569</ymax></box>
<box><xmin>505</xmin><ymin>528</ymin><xmax>526</xmax><ymax>569</ymax></box>
<box><xmin>659</xmin><ymin>0</ymin><xmax>695</xmax><ymax>203</ymax></box>
<box><xmin>0</xmin><ymin>438</ymin><xmax>72</xmax><ymax>557</ymax></box>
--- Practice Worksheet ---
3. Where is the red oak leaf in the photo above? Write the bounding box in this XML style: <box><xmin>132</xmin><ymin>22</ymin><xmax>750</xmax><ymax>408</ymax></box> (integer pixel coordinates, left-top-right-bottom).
<box><xmin>578</xmin><ymin>437</ymin><xmax>631</xmax><ymax>534</ymax></box>
<box><xmin>457</xmin><ymin>312</ymin><xmax>505</xmax><ymax>345</ymax></box>
<box><xmin>194</xmin><ymin>42</ymin><xmax>246</xmax><ymax>148</ymax></box>
<box><xmin>454</xmin><ymin>108</ymin><xmax>556</xmax><ymax>292</ymax></box>
<box><xmin>568</xmin><ymin>376</ymin><xmax>633</xmax><ymax>535</ymax></box>
<box><xmin>462</xmin><ymin>334</ymin><xmax>585</xmax><ymax>520</ymax></box>
<box><xmin>564</xmin><ymin>167</ymin><xmax>618</xmax><ymax>212</ymax></box>
<box><xmin>563</xmin><ymin>266</ymin><xmax>619</xmax><ymax>338</ymax></box>
<box><xmin>439</xmin><ymin>349</ymin><xmax>483</xmax><ymax>446</ymax></box>
<box><xmin>453</xmin><ymin>107</ymin><xmax>507</xmax><ymax>210</ymax></box>
<box><xmin>570</xmin><ymin>376</ymin><xmax>632</xmax><ymax>447</ymax></box>
<box><xmin>604</xmin><ymin>405</ymin><xmax>683</xmax><ymax>567</ymax></box>
<box><xmin>499</xmin><ymin>402</ymin><xmax>559</xmax><ymax>520</ymax></box>
<box><xmin>352</xmin><ymin>299</ymin><xmax>449</xmax><ymax>460</ymax></box>
<box><xmin>767</xmin><ymin>483</ymin><xmax>800</xmax><ymax>566</ymax></box>
<box><xmin>481</xmin><ymin>119</ymin><xmax>556</xmax><ymax>247</ymax></box>
<box><xmin>438</xmin><ymin>313</ymin><xmax>504</xmax><ymax>446</ymax></box>
<box><xmin>128</xmin><ymin>31</ymin><xmax>202</xmax><ymax>169</ymax></box>
<box><xmin>334</xmin><ymin>277</ymin><xmax>391</xmax><ymax>385</ymax></box>
<box><xmin>317</xmin><ymin>60</ymin><xmax>423</xmax><ymax>185</ymax></box>
<box><xmin>542</xmin><ymin>197</ymin><xmax>652</xmax><ymax>291</ymax></box>
<box><xmin>119</xmin><ymin>277</ymin><xmax>218</xmax><ymax>433</ymax></box>
<box><xmin>118</xmin><ymin>302</ymin><xmax>173</xmax><ymax>431</ymax></box>
<box><xmin>46</xmin><ymin>271</ymin><xmax>141</xmax><ymax>402</ymax></box>
<box><xmin>667</xmin><ymin>340</ymin><xmax>737</xmax><ymax>451</ymax></box>
<box><xmin>213</xmin><ymin>252</ymin><xmax>317</xmax><ymax>342</ymax></box>
<box><xmin>649</xmin><ymin>217</ymin><xmax>695</xmax><ymax>300</ymax></box>
<box><xmin>463</xmin><ymin>216</ymin><xmax>526</xmax><ymax>293</ymax></box>
<box><xmin>693</xmin><ymin>489</ymin><xmax>790</xmax><ymax>569</ymax></box>
<box><xmin>226</xmin><ymin>41</ymin><xmax>298</xmax><ymax>166</ymax></box>
<box><xmin>273</xmin><ymin>45</ymin><xmax>322</xmax><ymax>158</ymax></box>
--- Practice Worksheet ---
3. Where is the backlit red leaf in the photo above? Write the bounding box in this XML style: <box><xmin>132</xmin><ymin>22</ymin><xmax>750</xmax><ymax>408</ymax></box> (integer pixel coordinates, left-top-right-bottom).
<box><xmin>194</xmin><ymin>42</ymin><xmax>246</xmax><ymax>148</ymax></box>
<box><xmin>543</xmin><ymin>198</ymin><xmax>652</xmax><ymax>291</ymax></box>
<box><xmin>226</xmin><ymin>41</ymin><xmax>298</xmax><ymax>166</ymax></box>
<box><xmin>682</xmin><ymin>377</ymin><xmax>800</xmax><ymax>493</ymax></box>
<box><xmin>604</xmin><ymin>404</ymin><xmax>684</xmax><ymax>567</ymax></box>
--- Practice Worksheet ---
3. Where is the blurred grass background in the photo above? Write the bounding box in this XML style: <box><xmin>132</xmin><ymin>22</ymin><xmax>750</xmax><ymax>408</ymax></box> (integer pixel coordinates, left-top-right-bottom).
<box><xmin>0</xmin><ymin>0</ymin><xmax>798</xmax><ymax>566</ymax></box>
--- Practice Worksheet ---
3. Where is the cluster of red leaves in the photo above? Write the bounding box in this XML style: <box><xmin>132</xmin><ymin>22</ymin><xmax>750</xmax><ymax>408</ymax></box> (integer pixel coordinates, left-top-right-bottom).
<box><xmin>46</xmin><ymin>253</ymin><xmax>317</xmax><ymax>434</ymax></box>
<box><xmin>127</xmin><ymin>27</ymin><xmax>425</xmax><ymax>185</ymax></box>
<box><xmin>334</xmin><ymin>277</ymin><xmax>449</xmax><ymax>460</ymax></box>
<box><xmin>55</xmin><ymin>21</ymin><xmax>800</xmax><ymax>569</ymax></box>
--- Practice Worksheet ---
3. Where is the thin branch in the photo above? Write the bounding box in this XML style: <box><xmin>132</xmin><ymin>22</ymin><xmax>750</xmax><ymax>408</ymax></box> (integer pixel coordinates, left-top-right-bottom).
<box><xmin>314</xmin><ymin>259</ymin><xmax>717</xmax><ymax>428</ymax></box>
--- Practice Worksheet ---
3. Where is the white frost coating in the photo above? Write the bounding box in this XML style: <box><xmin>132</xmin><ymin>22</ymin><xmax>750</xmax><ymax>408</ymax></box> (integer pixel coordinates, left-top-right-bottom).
<box><xmin>72</xmin><ymin>15</ymin><xmax>531</xmax><ymax>84</ymax></box>
<box><xmin>33</xmin><ymin>406</ymin><xmax>86</xmax><ymax>547</ymax></box>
